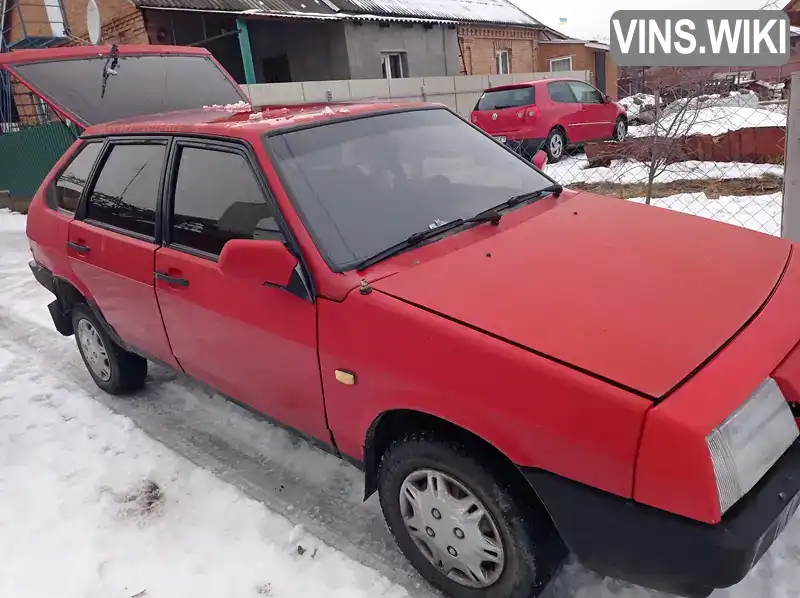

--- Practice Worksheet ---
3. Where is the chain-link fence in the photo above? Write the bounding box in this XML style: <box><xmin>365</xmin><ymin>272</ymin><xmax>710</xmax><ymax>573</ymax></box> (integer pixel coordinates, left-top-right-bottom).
<box><xmin>508</xmin><ymin>70</ymin><xmax>787</xmax><ymax>237</ymax></box>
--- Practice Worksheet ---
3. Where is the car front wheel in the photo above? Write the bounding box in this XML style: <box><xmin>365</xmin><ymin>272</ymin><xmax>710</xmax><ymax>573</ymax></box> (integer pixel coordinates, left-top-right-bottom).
<box><xmin>72</xmin><ymin>303</ymin><xmax>147</xmax><ymax>395</ymax></box>
<box><xmin>378</xmin><ymin>432</ymin><xmax>566</xmax><ymax>598</ymax></box>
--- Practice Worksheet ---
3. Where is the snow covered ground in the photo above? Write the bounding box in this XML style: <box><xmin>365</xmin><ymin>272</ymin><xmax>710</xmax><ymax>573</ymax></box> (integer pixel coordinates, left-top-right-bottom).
<box><xmin>1</xmin><ymin>206</ymin><xmax>799</xmax><ymax>598</ymax></box>
<box><xmin>548</xmin><ymin>155</ymin><xmax>784</xmax><ymax>186</ymax></box>
<box><xmin>0</xmin><ymin>211</ymin><xmax>411</xmax><ymax>598</ymax></box>
<box><xmin>627</xmin><ymin>192</ymin><xmax>782</xmax><ymax>236</ymax></box>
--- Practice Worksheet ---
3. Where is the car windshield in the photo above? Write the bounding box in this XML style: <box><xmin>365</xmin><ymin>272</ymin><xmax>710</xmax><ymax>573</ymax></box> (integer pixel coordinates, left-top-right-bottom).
<box><xmin>267</xmin><ymin>108</ymin><xmax>553</xmax><ymax>270</ymax></box>
<box><xmin>476</xmin><ymin>87</ymin><xmax>534</xmax><ymax>110</ymax></box>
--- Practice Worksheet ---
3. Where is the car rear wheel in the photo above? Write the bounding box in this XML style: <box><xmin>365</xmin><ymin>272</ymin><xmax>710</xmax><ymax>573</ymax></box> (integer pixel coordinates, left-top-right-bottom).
<box><xmin>544</xmin><ymin>129</ymin><xmax>566</xmax><ymax>163</ymax></box>
<box><xmin>614</xmin><ymin>117</ymin><xmax>627</xmax><ymax>142</ymax></box>
<box><xmin>72</xmin><ymin>303</ymin><xmax>147</xmax><ymax>395</ymax></box>
<box><xmin>378</xmin><ymin>432</ymin><xmax>566</xmax><ymax>598</ymax></box>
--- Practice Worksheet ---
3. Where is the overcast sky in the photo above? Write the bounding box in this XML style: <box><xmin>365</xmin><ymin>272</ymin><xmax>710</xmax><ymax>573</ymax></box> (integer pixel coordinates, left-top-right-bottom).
<box><xmin>511</xmin><ymin>0</ymin><xmax>782</xmax><ymax>41</ymax></box>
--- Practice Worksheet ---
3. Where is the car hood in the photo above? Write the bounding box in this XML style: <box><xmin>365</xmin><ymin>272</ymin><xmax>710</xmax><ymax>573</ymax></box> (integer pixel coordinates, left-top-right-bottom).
<box><xmin>372</xmin><ymin>192</ymin><xmax>791</xmax><ymax>399</ymax></box>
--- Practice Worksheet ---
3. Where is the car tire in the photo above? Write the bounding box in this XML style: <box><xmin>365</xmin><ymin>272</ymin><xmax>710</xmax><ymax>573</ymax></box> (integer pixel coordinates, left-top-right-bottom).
<box><xmin>72</xmin><ymin>303</ymin><xmax>147</xmax><ymax>395</ymax></box>
<box><xmin>613</xmin><ymin>117</ymin><xmax>627</xmax><ymax>142</ymax></box>
<box><xmin>544</xmin><ymin>128</ymin><xmax>566</xmax><ymax>163</ymax></box>
<box><xmin>378</xmin><ymin>432</ymin><xmax>566</xmax><ymax>598</ymax></box>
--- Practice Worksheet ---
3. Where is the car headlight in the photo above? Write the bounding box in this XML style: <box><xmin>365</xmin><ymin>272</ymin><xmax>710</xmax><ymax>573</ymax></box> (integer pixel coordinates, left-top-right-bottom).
<box><xmin>707</xmin><ymin>377</ymin><xmax>799</xmax><ymax>514</ymax></box>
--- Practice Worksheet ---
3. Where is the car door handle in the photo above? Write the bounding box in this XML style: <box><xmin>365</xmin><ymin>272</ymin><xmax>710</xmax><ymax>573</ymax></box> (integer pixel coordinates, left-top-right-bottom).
<box><xmin>66</xmin><ymin>241</ymin><xmax>90</xmax><ymax>254</ymax></box>
<box><xmin>154</xmin><ymin>272</ymin><xmax>189</xmax><ymax>287</ymax></box>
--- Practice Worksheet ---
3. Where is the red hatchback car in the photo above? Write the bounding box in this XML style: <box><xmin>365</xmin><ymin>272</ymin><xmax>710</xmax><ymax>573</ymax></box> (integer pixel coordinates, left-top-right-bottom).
<box><xmin>470</xmin><ymin>78</ymin><xmax>627</xmax><ymax>162</ymax></box>
<box><xmin>10</xmin><ymin>46</ymin><xmax>800</xmax><ymax>598</ymax></box>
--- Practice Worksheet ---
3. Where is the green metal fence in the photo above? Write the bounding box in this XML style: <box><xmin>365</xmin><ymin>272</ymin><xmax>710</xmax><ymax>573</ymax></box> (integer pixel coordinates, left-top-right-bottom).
<box><xmin>0</xmin><ymin>121</ymin><xmax>76</xmax><ymax>198</ymax></box>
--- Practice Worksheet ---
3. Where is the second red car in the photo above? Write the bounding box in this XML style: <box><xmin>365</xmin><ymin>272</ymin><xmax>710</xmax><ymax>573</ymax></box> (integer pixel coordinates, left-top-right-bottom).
<box><xmin>470</xmin><ymin>78</ymin><xmax>627</xmax><ymax>162</ymax></box>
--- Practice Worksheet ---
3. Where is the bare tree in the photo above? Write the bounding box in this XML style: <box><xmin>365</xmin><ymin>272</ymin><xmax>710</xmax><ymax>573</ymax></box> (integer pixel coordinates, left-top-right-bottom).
<box><xmin>602</xmin><ymin>72</ymin><xmax>771</xmax><ymax>204</ymax></box>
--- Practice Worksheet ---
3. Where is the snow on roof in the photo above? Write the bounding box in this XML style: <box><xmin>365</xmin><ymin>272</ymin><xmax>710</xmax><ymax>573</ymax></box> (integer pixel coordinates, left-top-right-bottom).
<box><xmin>791</xmin><ymin>25</ymin><xmax>800</xmax><ymax>36</ymax></box>
<box><xmin>333</xmin><ymin>0</ymin><xmax>539</xmax><ymax>24</ymax></box>
<box><xmin>135</xmin><ymin>0</ymin><xmax>541</xmax><ymax>24</ymax></box>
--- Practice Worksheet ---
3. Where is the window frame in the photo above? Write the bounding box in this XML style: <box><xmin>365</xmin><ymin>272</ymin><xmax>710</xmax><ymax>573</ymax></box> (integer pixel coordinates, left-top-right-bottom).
<box><xmin>495</xmin><ymin>50</ymin><xmax>510</xmax><ymax>75</ymax></box>
<box><xmin>548</xmin><ymin>56</ymin><xmax>573</xmax><ymax>73</ymax></box>
<box><xmin>381</xmin><ymin>52</ymin><xmax>407</xmax><ymax>79</ymax></box>
<box><xmin>162</xmin><ymin>137</ymin><xmax>291</xmax><ymax>263</ymax></box>
<box><xmin>47</xmin><ymin>139</ymin><xmax>104</xmax><ymax>216</ymax></box>
<box><xmin>76</xmin><ymin>136</ymin><xmax>170</xmax><ymax>244</ymax></box>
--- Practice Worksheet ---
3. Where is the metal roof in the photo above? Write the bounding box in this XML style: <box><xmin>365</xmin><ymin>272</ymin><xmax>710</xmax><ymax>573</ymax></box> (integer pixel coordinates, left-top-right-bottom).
<box><xmin>134</xmin><ymin>0</ymin><xmax>541</xmax><ymax>25</ymax></box>
<box><xmin>133</xmin><ymin>0</ymin><xmax>339</xmax><ymax>17</ymax></box>
<box><xmin>332</xmin><ymin>0</ymin><xmax>539</xmax><ymax>25</ymax></box>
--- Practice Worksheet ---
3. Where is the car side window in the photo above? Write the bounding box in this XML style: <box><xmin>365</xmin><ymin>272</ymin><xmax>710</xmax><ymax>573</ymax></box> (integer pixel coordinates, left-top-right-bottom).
<box><xmin>547</xmin><ymin>81</ymin><xmax>578</xmax><ymax>104</ymax></box>
<box><xmin>170</xmin><ymin>146</ymin><xmax>281</xmax><ymax>257</ymax></box>
<box><xmin>567</xmin><ymin>81</ymin><xmax>604</xmax><ymax>104</ymax></box>
<box><xmin>53</xmin><ymin>142</ymin><xmax>102</xmax><ymax>213</ymax></box>
<box><xmin>85</xmin><ymin>143</ymin><xmax>166</xmax><ymax>239</ymax></box>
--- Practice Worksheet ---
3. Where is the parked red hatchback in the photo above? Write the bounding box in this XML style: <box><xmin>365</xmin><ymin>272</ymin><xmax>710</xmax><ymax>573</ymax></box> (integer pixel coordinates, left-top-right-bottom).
<box><xmin>10</xmin><ymin>46</ymin><xmax>800</xmax><ymax>598</ymax></box>
<box><xmin>470</xmin><ymin>78</ymin><xmax>627</xmax><ymax>162</ymax></box>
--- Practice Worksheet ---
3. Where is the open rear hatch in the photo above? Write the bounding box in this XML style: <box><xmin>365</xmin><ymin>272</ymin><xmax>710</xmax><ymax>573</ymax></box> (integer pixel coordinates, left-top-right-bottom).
<box><xmin>0</xmin><ymin>45</ymin><xmax>248</xmax><ymax>128</ymax></box>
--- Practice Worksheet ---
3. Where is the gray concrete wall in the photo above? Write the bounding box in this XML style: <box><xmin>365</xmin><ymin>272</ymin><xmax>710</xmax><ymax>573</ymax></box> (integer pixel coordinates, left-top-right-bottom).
<box><xmin>243</xmin><ymin>70</ymin><xmax>592</xmax><ymax>117</ymax></box>
<box><xmin>343</xmin><ymin>22</ymin><xmax>460</xmax><ymax>79</ymax></box>
<box><xmin>248</xmin><ymin>20</ymin><xmax>350</xmax><ymax>82</ymax></box>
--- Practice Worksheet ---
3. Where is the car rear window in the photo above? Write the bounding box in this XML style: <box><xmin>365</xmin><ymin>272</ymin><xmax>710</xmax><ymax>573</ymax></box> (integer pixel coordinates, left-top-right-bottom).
<box><xmin>476</xmin><ymin>87</ymin><xmax>534</xmax><ymax>111</ymax></box>
<box><xmin>12</xmin><ymin>55</ymin><xmax>244</xmax><ymax>127</ymax></box>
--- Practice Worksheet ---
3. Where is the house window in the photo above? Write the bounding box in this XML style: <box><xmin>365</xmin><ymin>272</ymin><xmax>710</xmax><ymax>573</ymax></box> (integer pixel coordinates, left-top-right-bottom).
<box><xmin>496</xmin><ymin>50</ymin><xmax>510</xmax><ymax>74</ymax></box>
<box><xmin>381</xmin><ymin>53</ymin><xmax>407</xmax><ymax>79</ymax></box>
<box><xmin>549</xmin><ymin>56</ymin><xmax>573</xmax><ymax>72</ymax></box>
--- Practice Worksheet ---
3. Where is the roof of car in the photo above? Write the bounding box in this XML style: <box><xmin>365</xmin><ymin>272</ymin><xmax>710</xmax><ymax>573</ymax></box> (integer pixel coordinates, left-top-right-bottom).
<box><xmin>483</xmin><ymin>78</ymin><xmax>582</xmax><ymax>91</ymax></box>
<box><xmin>82</xmin><ymin>100</ymin><xmax>433</xmax><ymax>139</ymax></box>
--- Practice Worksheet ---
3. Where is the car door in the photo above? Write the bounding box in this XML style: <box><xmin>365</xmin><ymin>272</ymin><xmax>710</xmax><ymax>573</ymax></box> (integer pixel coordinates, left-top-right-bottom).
<box><xmin>545</xmin><ymin>81</ymin><xmax>588</xmax><ymax>142</ymax></box>
<box><xmin>27</xmin><ymin>140</ymin><xmax>103</xmax><ymax>283</ymax></box>
<box><xmin>153</xmin><ymin>139</ymin><xmax>329</xmax><ymax>442</ymax></box>
<box><xmin>567</xmin><ymin>81</ymin><xmax>615</xmax><ymax>140</ymax></box>
<box><xmin>67</xmin><ymin>138</ymin><xmax>180</xmax><ymax>370</ymax></box>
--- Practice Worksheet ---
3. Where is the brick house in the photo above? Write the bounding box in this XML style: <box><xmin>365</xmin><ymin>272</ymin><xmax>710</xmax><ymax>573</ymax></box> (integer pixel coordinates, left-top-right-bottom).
<box><xmin>457</xmin><ymin>25</ymin><xmax>617</xmax><ymax>97</ymax></box>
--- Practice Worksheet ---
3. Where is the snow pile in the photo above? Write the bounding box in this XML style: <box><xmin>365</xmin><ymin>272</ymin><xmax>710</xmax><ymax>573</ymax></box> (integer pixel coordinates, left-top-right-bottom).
<box><xmin>618</xmin><ymin>93</ymin><xmax>656</xmax><ymax>121</ymax></box>
<box><xmin>629</xmin><ymin>105</ymin><xmax>785</xmax><ymax>138</ymax></box>
<box><xmin>202</xmin><ymin>101</ymin><xmax>253</xmax><ymax>113</ymax></box>
<box><xmin>627</xmin><ymin>91</ymin><xmax>782</xmax><ymax>138</ymax></box>
<box><xmin>549</xmin><ymin>155</ymin><xmax>783</xmax><ymax>186</ymax></box>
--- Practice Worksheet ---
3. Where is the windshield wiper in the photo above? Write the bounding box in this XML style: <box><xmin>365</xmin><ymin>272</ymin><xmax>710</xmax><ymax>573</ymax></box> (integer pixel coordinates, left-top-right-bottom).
<box><xmin>101</xmin><ymin>44</ymin><xmax>120</xmax><ymax>100</ymax></box>
<box><xmin>501</xmin><ymin>183</ymin><xmax>563</xmax><ymax>209</ymax></box>
<box><xmin>355</xmin><ymin>211</ymin><xmax>501</xmax><ymax>272</ymax></box>
<box><xmin>354</xmin><ymin>183</ymin><xmax>561</xmax><ymax>272</ymax></box>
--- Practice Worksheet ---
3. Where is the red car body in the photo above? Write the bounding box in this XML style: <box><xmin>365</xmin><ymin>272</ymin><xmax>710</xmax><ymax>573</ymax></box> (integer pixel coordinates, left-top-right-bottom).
<box><xmin>9</xmin><ymin>46</ymin><xmax>800</xmax><ymax>598</ymax></box>
<box><xmin>469</xmin><ymin>78</ymin><xmax>627</xmax><ymax>161</ymax></box>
